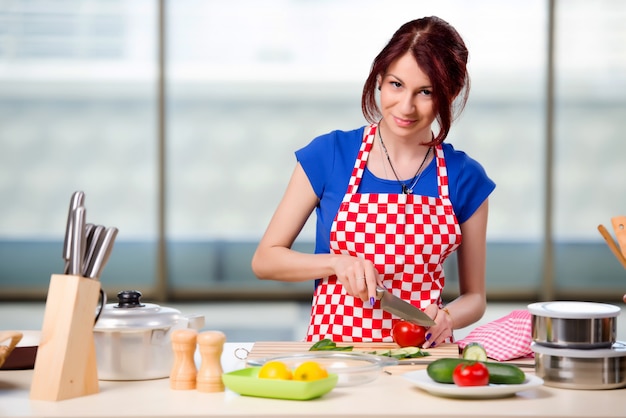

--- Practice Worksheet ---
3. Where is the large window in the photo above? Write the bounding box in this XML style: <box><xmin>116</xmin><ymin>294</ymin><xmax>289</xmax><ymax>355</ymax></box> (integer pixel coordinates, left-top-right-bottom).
<box><xmin>1</xmin><ymin>0</ymin><xmax>624</xmax><ymax>302</ymax></box>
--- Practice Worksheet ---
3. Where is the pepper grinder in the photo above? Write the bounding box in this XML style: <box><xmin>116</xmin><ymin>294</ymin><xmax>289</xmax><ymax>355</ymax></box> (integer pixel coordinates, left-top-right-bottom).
<box><xmin>196</xmin><ymin>330</ymin><xmax>226</xmax><ymax>392</ymax></box>
<box><xmin>170</xmin><ymin>329</ymin><xmax>198</xmax><ymax>390</ymax></box>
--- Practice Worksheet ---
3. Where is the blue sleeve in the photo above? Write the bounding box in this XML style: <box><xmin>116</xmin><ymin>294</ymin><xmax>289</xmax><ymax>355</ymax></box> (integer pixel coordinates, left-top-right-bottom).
<box><xmin>295</xmin><ymin>127</ymin><xmax>363</xmax><ymax>199</ymax></box>
<box><xmin>445</xmin><ymin>145</ymin><xmax>495</xmax><ymax>224</ymax></box>
<box><xmin>294</xmin><ymin>127</ymin><xmax>365</xmax><ymax>256</ymax></box>
<box><xmin>295</xmin><ymin>133</ymin><xmax>335</xmax><ymax>199</ymax></box>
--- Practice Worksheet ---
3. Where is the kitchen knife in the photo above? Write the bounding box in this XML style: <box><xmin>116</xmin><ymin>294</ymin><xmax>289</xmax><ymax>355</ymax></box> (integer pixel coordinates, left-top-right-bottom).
<box><xmin>68</xmin><ymin>205</ymin><xmax>86</xmax><ymax>276</ymax></box>
<box><xmin>376</xmin><ymin>286</ymin><xmax>436</xmax><ymax>327</ymax></box>
<box><xmin>85</xmin><ymin>226</ymin><xmax>118</xmax><ymax>279</ymax></box>
<box><xmin>82</xmin><ymin>224</ymin><xmax>105</xmax><ymax>276</ymax></box>
<box><xmin>63</xmin><ymin>191</ymin><xmax>85</xmax><ymax>273</ymax></box>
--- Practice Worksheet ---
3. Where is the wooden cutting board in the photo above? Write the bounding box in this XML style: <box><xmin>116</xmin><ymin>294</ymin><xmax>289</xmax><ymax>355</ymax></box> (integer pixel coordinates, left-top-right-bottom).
<box><xmin>246</xmin><ymin>342</ymin><xmax>535</xmax><ymax>375</ymax></box>
<box><xmin>246</xmin><ymin>341</ymin><xmax>459</xmax><ymax>374</ymax></box>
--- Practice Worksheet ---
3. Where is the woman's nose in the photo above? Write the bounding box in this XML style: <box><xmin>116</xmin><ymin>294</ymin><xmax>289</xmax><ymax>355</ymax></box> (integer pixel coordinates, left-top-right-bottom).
<box><xmin>399</xmin><ymin>93</ymin><xmax>416</xmax><ymax>113</ymax></box>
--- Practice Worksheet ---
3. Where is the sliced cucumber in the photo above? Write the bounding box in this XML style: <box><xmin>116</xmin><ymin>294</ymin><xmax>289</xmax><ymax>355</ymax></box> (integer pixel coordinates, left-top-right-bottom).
<box><xmin>389</xmin><ymin>348</ymin><xmax>411</xmax><ymax>358</ymax></box>
<box><xmin>401</xmin><ymin>346</ymin><xmax>420</xmax><ymax>356</ymax></box>
<box><xmin>354</xmin><ymin>346</ymin><xmax>430</xmax><ymax>359</ymax></box>
<box><xmin>462</xmin><ymin>342</ymin><xmax>488</xmax><ymax>361</ymax></box>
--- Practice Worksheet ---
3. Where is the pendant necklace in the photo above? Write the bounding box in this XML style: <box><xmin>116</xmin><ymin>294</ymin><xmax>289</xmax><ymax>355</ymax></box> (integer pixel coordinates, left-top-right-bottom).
<box><xmin>378</xmin><ymin>126</ymin><xmax>431</xmax><ymax>195</ymax></box>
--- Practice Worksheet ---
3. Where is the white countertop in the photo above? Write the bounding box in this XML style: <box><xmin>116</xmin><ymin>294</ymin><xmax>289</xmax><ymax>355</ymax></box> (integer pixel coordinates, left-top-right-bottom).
<box><xmin>1</xmin><ymin>343</ymin><xmax>625</xmax><ymax>418</ymax></box>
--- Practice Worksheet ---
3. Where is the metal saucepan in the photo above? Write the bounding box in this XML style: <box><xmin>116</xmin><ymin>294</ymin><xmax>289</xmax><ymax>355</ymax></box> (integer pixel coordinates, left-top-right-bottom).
<box><xmin>528</xmin><ymin>301</ymin><xmax>620</xmax><ymax>349</ymax></box>
<box><xmin>93</xmin><ymin>290</ymin><xmax>205</xmax><ymax>381</ymax></box>
<box><xmin>532</xmin><ymin>342</ymin><xmax>626</xmax><ymax>390</ymax></box>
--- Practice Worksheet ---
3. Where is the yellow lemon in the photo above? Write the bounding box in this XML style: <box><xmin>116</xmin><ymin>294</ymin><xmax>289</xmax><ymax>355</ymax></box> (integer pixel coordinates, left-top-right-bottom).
<box><xmin>293</xmin><ymin>361</ymin><xmax>329</xmax><ymax>381</ymax></box>
<box><xmin>258</xmin><ymin>361</ymin><xmax>293</xmax><ymax>380</ymax></box>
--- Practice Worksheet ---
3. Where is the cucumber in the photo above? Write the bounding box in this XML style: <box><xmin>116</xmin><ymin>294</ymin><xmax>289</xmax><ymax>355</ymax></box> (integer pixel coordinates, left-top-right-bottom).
<box><xmin>462</xmin><ymin>342</ymin><xmax>488</xmax><ymax>361</ymax></box>
<box><xmin>401</xmin><ymin>346</ymin><xmax>420</xmax><ymax>356</ymax></box>
<box><xmin>426</xmin><ymin>358</ymin><xmax>526</xmax><ymax>385</ymax></box>
<box><xmin>390</xmin><ymin>348</ymin><xmax>411</xmax><ymax>358</ymax></box>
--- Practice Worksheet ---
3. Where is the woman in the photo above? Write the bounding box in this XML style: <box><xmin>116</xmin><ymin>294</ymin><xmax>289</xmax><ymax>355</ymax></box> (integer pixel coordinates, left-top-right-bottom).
<box><xmin>252</xmin><ymin>16</ymin><xmax>495</xmax><ymax>348</ymax></box>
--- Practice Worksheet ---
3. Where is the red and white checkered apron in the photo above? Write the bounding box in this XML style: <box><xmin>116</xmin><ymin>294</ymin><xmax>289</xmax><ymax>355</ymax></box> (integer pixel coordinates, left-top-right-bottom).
<box><xmin>306</xmin><ymin>124</ymin><xmax>462</xmax><ymax>342</ymax></box>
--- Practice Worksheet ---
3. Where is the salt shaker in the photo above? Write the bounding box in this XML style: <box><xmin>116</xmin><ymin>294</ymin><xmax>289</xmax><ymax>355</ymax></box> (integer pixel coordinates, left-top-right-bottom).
<box><xmin>196</xmin><ymin>330</ymin><xmax>226</xmax><ymax>392</ymax></box>
<box><xmin>170</xmin><ymin>328</ymin><xmax>198</xmax><ymax>390</ymax></box>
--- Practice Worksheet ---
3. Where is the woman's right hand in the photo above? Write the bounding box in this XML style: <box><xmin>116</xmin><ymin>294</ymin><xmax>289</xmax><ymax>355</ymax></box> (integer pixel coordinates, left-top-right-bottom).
<box><xmin>332</xmin><ymin>255</ymin><xmax>381</xmax><ymax>305</ymax></box>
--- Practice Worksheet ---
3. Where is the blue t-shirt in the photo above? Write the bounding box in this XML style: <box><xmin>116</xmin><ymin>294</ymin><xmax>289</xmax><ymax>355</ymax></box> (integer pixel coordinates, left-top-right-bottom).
<box><xmin>295</xmin><ymin>126</ymin><xmax>496</xmax><ymax>256</ymax></box>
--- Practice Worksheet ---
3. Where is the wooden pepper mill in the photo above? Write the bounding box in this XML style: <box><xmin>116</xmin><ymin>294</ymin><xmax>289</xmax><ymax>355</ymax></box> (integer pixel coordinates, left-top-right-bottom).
<box><xmin>170</xmin><ymin>329</ymin><xmax>198</xmax><ymax>390</ymax></box>
<box><xmin>196</xmin><ymin>330</ymin><xmax>226</xmax><ymax>392</ymax></box>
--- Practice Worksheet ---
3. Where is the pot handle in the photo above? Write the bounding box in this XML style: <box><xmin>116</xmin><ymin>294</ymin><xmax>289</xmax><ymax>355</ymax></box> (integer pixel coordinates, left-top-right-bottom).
<box><xmin>184</xmin><ymin>314</ymin><xmax>205</xmax><ymax>330</ymax></box>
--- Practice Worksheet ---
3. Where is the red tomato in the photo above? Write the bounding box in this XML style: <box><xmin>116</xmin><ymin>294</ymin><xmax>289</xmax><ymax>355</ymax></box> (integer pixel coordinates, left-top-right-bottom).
<box><xmin>452</xmin><ymin>362</ymin><xmax>490</xmax><ymax>387</ymax></box>
<box><xmin>391</xmin><ymin>320</ymin><xmax>427</xmax><ymax>347</ymax></box>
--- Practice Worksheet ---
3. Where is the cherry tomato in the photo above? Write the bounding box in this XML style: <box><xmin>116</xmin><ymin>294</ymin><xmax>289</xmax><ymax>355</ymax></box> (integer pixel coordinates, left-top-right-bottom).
<box><xmin>452</xmin><ymin>362</ymin><xmax>490</xmax><ymax>387</ymax></box>
<box><xmin>392</xmin><ymin>320</ymin><xmax>427</xmax><ymax>347</ymax></box>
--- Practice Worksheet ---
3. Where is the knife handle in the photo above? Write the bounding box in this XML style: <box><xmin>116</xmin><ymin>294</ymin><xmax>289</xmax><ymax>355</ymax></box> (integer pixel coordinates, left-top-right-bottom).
<box><xmin>69</xmin><ymin>206</ymin><xmax>86</xmax><ymax>276</ymax></box>
<box><xmin>85</xmin><ymin>227</ymin><xmax>118</xmax><ymax>279</ymax></box>
<box><xmin>63</xmin><ymin>191</ymin><xmax>85</xmax><ymax>264</ymax></box>
<box><xmin>82</xmin><ymin>225</ymin><xmax>105</xmax><ymax>277</ymax></box>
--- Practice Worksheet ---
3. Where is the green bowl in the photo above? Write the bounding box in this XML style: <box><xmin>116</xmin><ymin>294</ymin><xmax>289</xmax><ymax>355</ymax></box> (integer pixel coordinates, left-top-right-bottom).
<box><xmin>222</xmin><ymin>367</ymin><xmax>338</xmax><ymax>400</ymax></box>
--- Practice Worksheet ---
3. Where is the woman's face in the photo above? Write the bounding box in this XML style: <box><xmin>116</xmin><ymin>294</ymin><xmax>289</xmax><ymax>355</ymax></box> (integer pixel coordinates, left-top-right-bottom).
<box><xmin>378</xmin><ymin>52</ymin><xmax>436</xmax><ymax>142</ymax></box>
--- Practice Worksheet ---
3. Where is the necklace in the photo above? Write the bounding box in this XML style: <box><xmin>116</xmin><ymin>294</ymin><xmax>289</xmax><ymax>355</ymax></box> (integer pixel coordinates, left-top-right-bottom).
<box><xmin>378</xmin><ymin>126</ymin><xmax>431</xmax><ymax>195</ymax></box>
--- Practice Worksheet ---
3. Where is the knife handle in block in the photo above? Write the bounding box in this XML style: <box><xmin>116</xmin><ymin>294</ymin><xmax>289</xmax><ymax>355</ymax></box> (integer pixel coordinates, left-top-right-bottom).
<box><xmin>30</xmin><ymin>274</ymin><xmax>100</xmax><ymax>401</ymax></box>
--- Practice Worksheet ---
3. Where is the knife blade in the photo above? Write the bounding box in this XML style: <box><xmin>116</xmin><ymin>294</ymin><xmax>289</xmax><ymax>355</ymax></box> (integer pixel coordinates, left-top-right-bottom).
<box><xmin>376</xmin><ymin>286</ymin><xmax>436</xmax><ymax>327</ymax></box>
<box><xmin>68</xmin><ymin>205</ymin><xmax>86</xmax><ymax>276</ymax></box>
<box><xmin>85</xmin><ymin>226</ymin><xmax>118</xmax><ymax>279</ymax></box>
<box><xmin>63</xmin><ymin>191</ymin><xmax>85</xmax><ymax>273</ymax></box>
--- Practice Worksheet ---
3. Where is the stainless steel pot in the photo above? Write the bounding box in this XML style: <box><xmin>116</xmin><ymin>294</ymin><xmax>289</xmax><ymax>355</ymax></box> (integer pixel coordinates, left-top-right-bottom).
<box><xmin>528</xmin><ymin>301</ymin><xmax>620</xmax><ymax>349</ymax></box>
<box><xmin>532</xmin><ymin>342</ymin><xmax>626</xmax><ymax>390</ymax></box>
<box><xmin>94</xmin><ymin>290</ymin><xmax>205</xmax><ymax>381</ymax></box>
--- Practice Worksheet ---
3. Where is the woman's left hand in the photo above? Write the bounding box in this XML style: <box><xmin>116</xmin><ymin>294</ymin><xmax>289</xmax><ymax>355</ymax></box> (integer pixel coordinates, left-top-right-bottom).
<box><xmin>421</xmin><ymin>304</ymin><xmax>453</xmax><ymax>349</ymax></box>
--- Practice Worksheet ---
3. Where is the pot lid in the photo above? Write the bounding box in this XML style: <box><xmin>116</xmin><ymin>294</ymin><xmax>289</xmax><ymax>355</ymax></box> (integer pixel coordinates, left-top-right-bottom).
<box><xmin>527</xmin><ymin>301</ymin><xmax>620</xmax><ymax>319</ymax></box>
<box><xmin>94</xmin><ymin>290</ymin><xmax>182</xmax><ymax>330</ymax></box>
<box><xmin>531</xmin><ymin>341</ymin><xmax>626</xmax><ymax>358</ymax></box>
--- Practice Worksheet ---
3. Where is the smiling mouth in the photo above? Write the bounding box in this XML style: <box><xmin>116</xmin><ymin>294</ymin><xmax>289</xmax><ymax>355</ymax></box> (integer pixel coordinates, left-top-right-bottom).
<box><xmin>393</xmin><ymin>116</ymin><xmax>416</xmax><ymax>127</ymax></box>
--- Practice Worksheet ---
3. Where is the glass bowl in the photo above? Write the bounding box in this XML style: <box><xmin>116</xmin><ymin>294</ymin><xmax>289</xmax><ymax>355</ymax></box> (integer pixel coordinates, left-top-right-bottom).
<box><xmin>246</xmin><ymin>351</ymin><xmax>397</xmax><ymax>387</ymax></box>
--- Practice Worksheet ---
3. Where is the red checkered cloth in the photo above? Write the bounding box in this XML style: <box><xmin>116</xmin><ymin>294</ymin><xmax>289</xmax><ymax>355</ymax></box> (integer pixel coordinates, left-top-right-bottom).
<box><xmin>457</xmin><ymin>310</ymin><xmax>534</xmax><ymax>361</ymax></box>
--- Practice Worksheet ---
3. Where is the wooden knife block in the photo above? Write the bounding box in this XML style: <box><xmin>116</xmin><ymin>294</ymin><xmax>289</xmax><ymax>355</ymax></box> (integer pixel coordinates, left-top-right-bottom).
<box><xmin>30</xmin><ymin>274</ymin><xmax>101</xmax><ymax>401</ymax></box>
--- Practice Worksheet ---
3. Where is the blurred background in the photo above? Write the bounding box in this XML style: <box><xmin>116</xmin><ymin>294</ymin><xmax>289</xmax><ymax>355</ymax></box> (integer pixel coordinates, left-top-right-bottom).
<box><xmin>1</xmin><ymin>0</ymin><xmax>625</xmax><ymax>305</ymax></box>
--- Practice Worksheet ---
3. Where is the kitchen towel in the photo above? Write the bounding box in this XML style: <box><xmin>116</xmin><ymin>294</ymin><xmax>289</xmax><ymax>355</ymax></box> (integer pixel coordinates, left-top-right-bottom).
<box><xmin>457</xmin><ymin>309</ymin><xmax>533</xmax><ymax>361</ymax></box>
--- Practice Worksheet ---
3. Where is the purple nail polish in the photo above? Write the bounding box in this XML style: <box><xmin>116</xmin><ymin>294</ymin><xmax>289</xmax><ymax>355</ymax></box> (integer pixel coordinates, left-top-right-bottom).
<box><xmin>431</xmin><ymin>342</ymin><xmax>437</xmax><ymax>347</ymax></box>
<box><xmin>370</xmin><ymin>297</ymin><xmax>375</xmax><ymax>306</ymax></box>
<box><xmin>425</xmin><ymin>333</ymin><xmax>432</xmax><ymax>341</ymax></box>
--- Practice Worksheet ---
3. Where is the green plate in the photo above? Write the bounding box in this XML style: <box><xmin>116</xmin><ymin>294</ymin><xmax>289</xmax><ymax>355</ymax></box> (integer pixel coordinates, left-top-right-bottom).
<box><xmin>222</xmin><ymin>367</ymin><xmax>338</xmax><ymax>400</ymax></box>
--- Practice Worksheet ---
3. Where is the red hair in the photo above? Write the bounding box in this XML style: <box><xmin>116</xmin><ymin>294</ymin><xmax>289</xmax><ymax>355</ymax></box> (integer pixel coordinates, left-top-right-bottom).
<box><xmin>361</xmin><ymin>16</ymin><xmax>470</xmax><ymax>145</ymax></box>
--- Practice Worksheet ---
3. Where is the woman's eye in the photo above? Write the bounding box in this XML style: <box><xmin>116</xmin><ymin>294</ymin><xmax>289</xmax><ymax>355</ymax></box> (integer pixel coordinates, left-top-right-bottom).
<box><xmin>420</xmin><ymin>89</ymin><xmax>432</xmax><ymax>96</ymax></box>
<box><xmin>390</xmin><ymin>81</ymin><xmax>402</xmax><ymax>88</ymax></box>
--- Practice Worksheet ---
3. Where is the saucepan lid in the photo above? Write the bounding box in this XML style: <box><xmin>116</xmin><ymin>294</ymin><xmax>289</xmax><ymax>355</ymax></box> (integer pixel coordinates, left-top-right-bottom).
<box><xmin>94</xmin><ymin>290</ymin><xmax>183</xmax><ymax>331</ymax></box>
<box><xmin>527</xmin><ymin>301</ymin><xmax>620</xmax><ymax>319</ymax></box>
